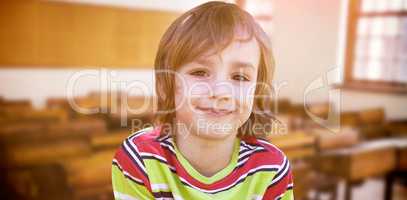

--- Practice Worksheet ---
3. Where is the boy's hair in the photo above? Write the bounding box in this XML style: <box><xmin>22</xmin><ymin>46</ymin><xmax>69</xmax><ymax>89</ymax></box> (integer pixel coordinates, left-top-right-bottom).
<box><xmin>154</xmin><ymin>1</ymin><xmax>278</xmax><ymax>137</ymax></box>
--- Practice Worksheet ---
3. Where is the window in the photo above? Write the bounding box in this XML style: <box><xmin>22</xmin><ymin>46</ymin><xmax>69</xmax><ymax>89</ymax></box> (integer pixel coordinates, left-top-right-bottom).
<box><xmin>342</xmin><ymin>0</ymin><xmax>407</xmax><ymax>93</ymax></box>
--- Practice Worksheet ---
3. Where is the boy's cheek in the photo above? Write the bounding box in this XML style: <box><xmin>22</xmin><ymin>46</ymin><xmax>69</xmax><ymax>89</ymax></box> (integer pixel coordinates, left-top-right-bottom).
<box><xmin>186</xmin><ymin>80</ymin><xmax>212</xmax><ymax>97</ymax></box>
<box><xmin>238</xmin><ymin>93</ymin><xmax>256</xmax><ymax>116</ymax></box>
<box><xmin>235</xmin><ymin>86</ymin><xmax>256</xmax><ymax>103</ymax></box>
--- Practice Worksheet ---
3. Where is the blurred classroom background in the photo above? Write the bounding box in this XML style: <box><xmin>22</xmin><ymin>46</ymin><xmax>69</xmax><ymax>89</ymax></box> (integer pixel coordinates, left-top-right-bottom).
<box><xmin>1</xmin><ymin>0</ymin><xmax>407</xmax><ymax>200</ymax></box>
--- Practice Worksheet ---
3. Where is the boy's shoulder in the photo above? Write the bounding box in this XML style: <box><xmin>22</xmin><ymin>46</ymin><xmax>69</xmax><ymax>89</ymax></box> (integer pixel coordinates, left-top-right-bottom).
<box><xmin>124</xmin><ymin>126</ymin><xmax>166</xmax><ymax>154</ymax></box>
<box><xmin>126</xmin><ymin>126</ymin><xmax>160</xmax><ymax>143</ymax></box>
<box><xmin>240</xmin><ymin>135</ymin><xmax>288</xmax><ymax>167</ymax></box>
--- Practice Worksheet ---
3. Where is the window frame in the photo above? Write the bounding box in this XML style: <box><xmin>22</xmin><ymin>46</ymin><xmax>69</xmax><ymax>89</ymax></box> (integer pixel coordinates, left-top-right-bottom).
<box><xmin>341</xmin><ymin>0</ymin><xmax>407</xmax><ymax>94</ymax></box>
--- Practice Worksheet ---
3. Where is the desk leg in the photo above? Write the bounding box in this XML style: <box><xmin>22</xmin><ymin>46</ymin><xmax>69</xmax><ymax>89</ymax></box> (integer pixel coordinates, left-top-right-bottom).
<box><xmin>344</xmin><ymin>181</ymin><xmax>352</xmax><ymax>200</ymax></box>
<box><xmin>384</xmin><ymin>172</ymin><xmax>394</xmax><ymax>200</ymax></box>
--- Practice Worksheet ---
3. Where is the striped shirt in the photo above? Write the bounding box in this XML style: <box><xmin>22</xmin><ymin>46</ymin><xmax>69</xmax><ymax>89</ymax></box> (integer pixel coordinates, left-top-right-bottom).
<box><xmin>112</xmin><ymin>126</ymin><xmax>294</xmax><ymax>200</ymax></box>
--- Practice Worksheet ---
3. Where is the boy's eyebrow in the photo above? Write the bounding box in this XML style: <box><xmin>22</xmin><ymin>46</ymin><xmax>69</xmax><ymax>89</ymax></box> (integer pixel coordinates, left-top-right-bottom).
<box><xmin>194</xmin><ymin>58</ymin><xmax>256</xmax><ymax>71</ymax></box>
<box><xmin>195</xmin><ymin>58</ymin><xmax>215</xmax><ymax>67</ymax></box>
<box><xmin>231</xmin><ymin>61</ymin><xmax>256</xmax><ymax>71</ymax></box>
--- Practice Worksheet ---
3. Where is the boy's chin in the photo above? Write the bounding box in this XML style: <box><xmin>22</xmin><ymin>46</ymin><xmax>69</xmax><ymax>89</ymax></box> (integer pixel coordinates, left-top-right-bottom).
<box><xmin>193</xmin><ymin>127</ymin><xmax>236</xmax><ymax>140</ymax></box>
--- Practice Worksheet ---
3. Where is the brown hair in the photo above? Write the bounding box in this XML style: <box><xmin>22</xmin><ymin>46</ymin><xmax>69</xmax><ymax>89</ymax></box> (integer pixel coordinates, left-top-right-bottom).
<box><xmin>154</xmin><ymin>1</ymin><xmax>278</xmax><ymax>137</ymax></box>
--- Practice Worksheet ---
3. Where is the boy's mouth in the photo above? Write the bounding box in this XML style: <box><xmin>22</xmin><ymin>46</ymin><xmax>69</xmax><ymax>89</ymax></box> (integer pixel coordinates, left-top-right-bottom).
<box><xmin>195</xmin><ymin>106</ymin><xmax>235</xmax><ymax>117</ymax></box>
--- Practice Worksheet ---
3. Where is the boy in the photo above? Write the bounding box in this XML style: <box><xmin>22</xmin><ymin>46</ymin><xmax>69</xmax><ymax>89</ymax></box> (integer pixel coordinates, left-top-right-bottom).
<box><xmin>112</xmin><ymin>1</ymin><xmax>294</xmax><ymax>199</ymax></box>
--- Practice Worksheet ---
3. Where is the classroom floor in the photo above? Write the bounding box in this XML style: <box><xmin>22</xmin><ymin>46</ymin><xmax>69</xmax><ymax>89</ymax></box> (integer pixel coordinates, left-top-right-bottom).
<box><xmin>340</xmin><ymin>179</ymin><xmax>384</xmax><ymax>200</ymax></box>
<box><xmin>310</xmin><ymin>178</ymin><xmax>407</xmax><ymax>200</ymax></box>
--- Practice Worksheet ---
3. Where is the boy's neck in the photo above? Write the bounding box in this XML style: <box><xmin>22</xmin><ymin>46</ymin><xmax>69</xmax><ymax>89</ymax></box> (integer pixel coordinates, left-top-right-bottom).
<box><xmin>174</xmin><ymin>129</ymin><xmax>237</xmax><ymax>178</ymax></box>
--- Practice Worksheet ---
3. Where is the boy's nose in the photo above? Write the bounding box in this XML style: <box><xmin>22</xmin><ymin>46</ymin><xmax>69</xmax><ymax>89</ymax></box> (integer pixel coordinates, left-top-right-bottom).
<box><xmin>210</xmin><ymin>81</ymin><xmax>234</xmax><ymax>101</ymax></box>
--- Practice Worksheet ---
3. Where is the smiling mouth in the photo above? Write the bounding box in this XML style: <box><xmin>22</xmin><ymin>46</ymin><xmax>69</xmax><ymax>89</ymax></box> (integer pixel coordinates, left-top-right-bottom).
<box><xmin>195</xmin><ymin>107</ymin><xmax>234</xmax><ymax>117</ymax></box>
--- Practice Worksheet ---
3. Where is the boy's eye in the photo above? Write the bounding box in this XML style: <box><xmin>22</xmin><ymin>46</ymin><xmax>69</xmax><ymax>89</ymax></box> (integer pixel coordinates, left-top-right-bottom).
<box><xmin>189</xmin><ymin>70</ymin><xmax>209</xmax><ymax>77</ymax></box>
<box><xmin>232</xmin><ymin>74</ymin><xmax>250</xmax><ymax>81</ymax></box>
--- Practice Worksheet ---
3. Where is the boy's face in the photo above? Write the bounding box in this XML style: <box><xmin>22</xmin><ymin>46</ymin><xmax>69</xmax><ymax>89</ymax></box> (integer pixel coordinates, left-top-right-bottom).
<box><xmin>174</xmin><ymin>38</ymin><xmax>260</xmax><ymax>140</ymax></box>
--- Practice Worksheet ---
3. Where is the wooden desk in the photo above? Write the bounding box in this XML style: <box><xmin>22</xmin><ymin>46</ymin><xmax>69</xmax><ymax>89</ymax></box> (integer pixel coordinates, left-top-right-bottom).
<box><xmin>383</xmin><ymin>138</ymin><xmax>407</xmax><ymax>200</ymax></box>
<box><xmin>267</xmin><ymin>131</ymin><xmax>316</xmax><ymax>161</ymax></box>
<box><xmin>318</xmin><ymin>139</ymin><xmax>401</xmax><ymax>200</ymax></box>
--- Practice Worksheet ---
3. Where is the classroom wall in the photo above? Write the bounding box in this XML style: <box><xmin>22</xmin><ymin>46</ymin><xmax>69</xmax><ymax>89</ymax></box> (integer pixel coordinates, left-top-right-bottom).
<box><xmin>271</xmin><ymin>0</ymin><xmax>407</xmax><ymax>120</ymax></box>
<box><xmin>1</xmin><ymin>0</ymin><xmax>406</xmax><ymax>119</ymax></box>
